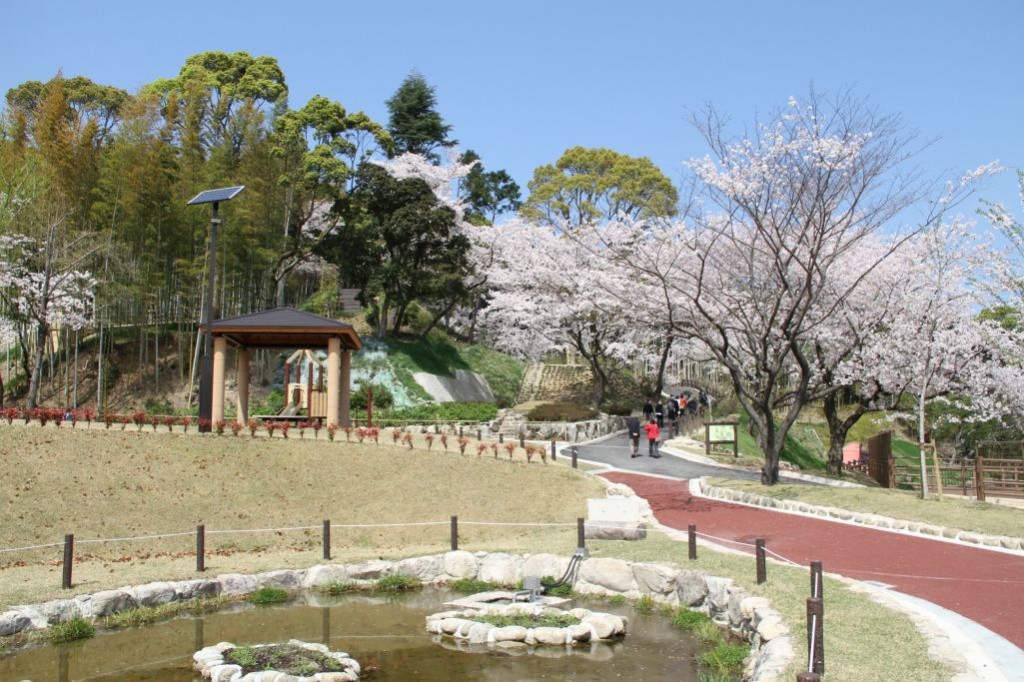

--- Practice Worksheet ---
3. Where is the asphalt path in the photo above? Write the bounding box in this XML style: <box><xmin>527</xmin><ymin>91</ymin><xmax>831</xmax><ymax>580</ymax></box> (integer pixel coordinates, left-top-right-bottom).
<box><xmin>571</xmin><ymin>431</ymin><xmax>772</xmax><ymax>482</ymax></box>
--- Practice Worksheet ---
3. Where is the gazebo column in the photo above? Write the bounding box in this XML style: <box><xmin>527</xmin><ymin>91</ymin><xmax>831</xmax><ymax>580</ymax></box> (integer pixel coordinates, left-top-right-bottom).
<box><xmin>237</xmin><ymin>348</ymin><xmax>250</xmax><ymax>425</ymax></box>
<box><xmin>212</xmin><ymin>336</ymin><xmax>227</xmax><ymax>424</ymax></box>
<box><xmin>327</xmin><ymin>338</ymin><xmax>341</xmax><ymax>427</ymax></box>
<box><xmin>340</xmin><ymin>349</ymin><xmax>351</xmax><ymax>427</ymax></box>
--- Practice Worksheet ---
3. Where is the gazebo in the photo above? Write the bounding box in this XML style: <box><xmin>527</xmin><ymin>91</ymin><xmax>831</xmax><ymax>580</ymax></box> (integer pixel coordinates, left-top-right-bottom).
<box><xmin>205</xmin><ymin>307</ymin><xmax>362</xmax><ymax>427</ymax></box>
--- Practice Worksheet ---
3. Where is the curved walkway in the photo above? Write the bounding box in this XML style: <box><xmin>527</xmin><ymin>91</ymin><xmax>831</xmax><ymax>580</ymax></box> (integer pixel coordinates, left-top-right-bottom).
<box><xmin>599</xmin><ymin>470</ymin><xmax>1024</xmax><ymax>654</ymax></box>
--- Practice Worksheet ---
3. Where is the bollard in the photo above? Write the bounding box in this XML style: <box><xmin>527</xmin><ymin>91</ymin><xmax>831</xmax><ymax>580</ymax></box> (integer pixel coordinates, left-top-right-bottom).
<box><xmin>806</xmin><ymin>597</ymin><xmax>824</xmax><ymax>674</ymax></box>
<box><xmin>810</xmin><ymin>560</ymin><xmax>823</xmax><ymax>599</ymax></box>
<box><xmin>756</xmin><ymin>539</ymin><xmax>766</xmax><ymax>584</ymax></box>
<box><xmin>459</xmin><ymin>426</ymin><xmax>464</xmax><ymax>438</ymax></box>
<box><xmin>577</xmin><ymin>517</ymin><xmax>586</xmax><ymax>550</ymax></box>
<box><xmin>551</xmin><ymin>440</ymin><xmax>557</xmax><ymax>461</ymax></box>
<box><xmin>477</xmin><ymin>428</ymin><xmax>482</xmax><ymax>441</ymax></box>
<box><xmin>688</xmin><ymin>524</ymin><xmax>697</xmax><ymax>560</ymax></box>
<box><xmin>323</xmin><ymin>519</ymin><xmax>331</xmax><ymax>560</ymax></box>
<box><xmin>450</xmin><ymin>515</ymin><xmax>459</xmax><ymax>551</ymax></box>
<box><xmin>520</xmin><ymin>435</ymin><xmax>525</xmax><ymax>449</ymax></box>
<box><xmin>572</xmin><ymin>446</ymin><xmax>578</xmax><ymax>469</ymax></box>
<box><xmin>62</xmin><ymin>533</ymin><xmax>74</xmax><ymax>589</ymax></box>
<box><xmin>196</xmin><ymin>524</ymin><xmax>205</xmax><ymax>572</ymax></box>
<box><xmin>499</xmin><ymin>433</ymin><xmax>504</xmax><ymax>444</ymax></box>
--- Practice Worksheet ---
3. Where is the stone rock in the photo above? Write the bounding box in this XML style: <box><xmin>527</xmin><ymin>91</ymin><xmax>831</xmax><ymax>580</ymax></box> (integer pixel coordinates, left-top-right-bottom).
<box><xmin>520</xmin><ymin>553</ymin><xmax>570</xmax><ymax>582</ymax></box>
<box><xmin>583</xmin><ymin>613</ymin><xmax>625</xmax><ymax>639</ymax></box>
<box><xmin>442</xmin><ymin>550</ymin><xmax>478</xmax><ymax>579</ymax></box>
<box><xmin>208</xmin><ymin>663</ymin><xmax>242</xmax><ymax>681</ymax></box>
<box><xmin>37</xmin><ymin>599</ymin><xmax>81</xmax><ymax>624</ymax></box>
<box><xmin>567</xmin><ymin>623</ymin><xmax>592</xmax><ymax>642</ymax></box>
<box><xmin>90</xmin><ymin>589</ymin><xmax>137</xmax><ymax>617</ymax></box>
<box><xmin>492</xmin><ymin>625</ymin><xmax>528</xmax><ymax>642</ymax></box>
<box><xmin>177</xmin><ymin>579</ymin><xmax>220</xmax><ymax>600</ymax></box>
<box><xmin>533</xmin><ymin>626</ymin><xmax>568</xmax><ymax>645</ymax></box>
<box><xmin>396</xmin><ymin>555</ymin><xmax>442</xmax><ymax>581</ymax></box>
<box><xmin>216</xmin><ymin>573</ymin><xmax>258</xmax><ymax>596</ymax></box>
<box><xmin>493</xmin><ymin>640</ymin><xmax>528</xmax><ymax>651</ymax></box>
<box><xmin>133</xmin><ymin>581</ymin><xmax>178</xmax><ymax>607</ymax></box>
<box><xmin>347</xmin><ymin>560</ymin><xmax>393</xmax><ymax>580</ymax></box>
<box><xmin>675</xmin><ymin>570</ymin><xmax>708</xmax><ymax>607</ymax></box>
<box><xmin>704</xmin><ymin>576</ymin><xmax>733</xmax><ymax>612</ymax></box>
<box><xmin>579</xmin><ymin>558</ymin><xmax>635</xmax><ymax>593</ymax></box>
<box><xmin>960</xmin><ymin>532</ymin><xmax>981</xmax><ymax>544</ymax></box>
<box><xmin>727</xmin><ymin>586</ymin><xmax>751</xmax><ymax>628</ymax></box>
<box><xmin>478</xmin><ymin>553</ymin><xmax>521</xmax><ymax>585</ymax></box>
<box><xmin>440</xmin><ymin>617</ymin><xmax>466</xmax><ymax>635</ymax></box>
<box><xmin>0</xmin><ymin>610</ymin><xmax>32</xmax><ymax>636</ymax></box>
<box><xmin>255</xmin><ymin>569</ymin><xmax>305</xmax><ymax>590</ymax></box>
<box><xmin>740</xmin><ymin>596</ymin><xmax>771</xmax><ymax>620</ymax></box>
<box><xmin>302</xmin><ymin>564</ymin><xmax>350</xmax><ymax>589</ymax></box>
<box><xmin>749</xmin><ymin>635</ymin><xmax>795</xmax><ymax>682</ymax></box>
<box><xmin>632</xmin><ymin>563</ymin><xmax>676</xmax><ymax>595</ymax></box>
<box><xmin>584</xmin><ymin>520</ymin><xmax>646</xmax><ymax>541</ymax></box>
<box><xmin>755</xmin><ymin>611</ymin><xmax>789</xmax><ymax>641</ymax></box>
<box><xmin>467</xmin><ymin>622</ymin><xmax>494</xmax><ymax>644</ymax></box>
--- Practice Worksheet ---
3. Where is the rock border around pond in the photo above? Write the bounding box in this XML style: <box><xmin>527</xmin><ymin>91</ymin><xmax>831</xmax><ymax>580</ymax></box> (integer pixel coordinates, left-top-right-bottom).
<box><xmin>426</xmin><ymin>603</ymin><xmax>626</xmax><ymax>648</ymax></box>
<box><xmin>194</xmin><ymin>639</ymin><xmax>360</xmax><ymax>682</ymax></box>
<box><xmin>0</xmin><ymin>551</ymin><xmax>792</xmax><ymax>682</ymax></box>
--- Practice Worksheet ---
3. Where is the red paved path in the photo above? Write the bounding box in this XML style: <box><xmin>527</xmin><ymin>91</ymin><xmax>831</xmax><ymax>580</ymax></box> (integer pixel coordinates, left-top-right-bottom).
<box><xmin>602</xmin><ymin>472</ymin><xmax>1024</xmax><ymax>649</ymax></box>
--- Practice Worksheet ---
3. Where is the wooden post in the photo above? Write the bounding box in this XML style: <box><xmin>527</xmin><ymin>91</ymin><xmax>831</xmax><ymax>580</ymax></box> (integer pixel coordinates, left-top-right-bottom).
<box><xmin>810</xmin><ymin>561</ymin><xmax>823</xmax><ymax>599</ymax></box>
<box><xmin>62</xmin><ymin>533</ymin><xmax>74</xmax><ymax>589</ymax></box>
<box><xmin>756</xmin><ymin>539</ymin><xmax>767</xmax><ymax>584</ymax></box>
<box><xmin>196</xmin><ymin>524</ymin><xmax>205</xmax><ymax>572</ymax></box>
<box><xmin>551</xmin><ymin>440</ymin><xmax>557</xmax><ymax>461</ymax></box>
<box><xmin>323</xmin><ymin>519</ymin><xmax>331</xmax><ymax>560</ymax></box>
<box><xmin>571</xmin><ymin>446</ymin><xmax>578</xmax><ymax>469</ymax></box>
<box><xmin>975</xmin><ymin>448</ymin><xmax>986</xmax><ymax>502</ymax></box>
<box><xmin>520</xmin><ymin>434</ymin><xmax>525</xmax><ymax>449</ymax></box>
<box><xmin>477</xmin><ymin>428</ymin><xmax>482</xmax><ymax>441</ymax></box>
<box><xmin>450</xmin><ymin>515</ymin><xmax>458</xmax><ymax>551</ymax></box>
<box><xmin>577</xmin><ymin>517</ymin><xmax>586</xmax><ymax>550</ymax></box>
<box><xmin>367</xmin><ymin>387</ymin><xmax>373</xmax><ymax>428</ymax></box>
<box><xmin>806</xmin><ymin>597</ymin><xmax>824</xmax><ymax>674</ymax></box>
<box><xmin>705</xmin><ymin>423</ymin><xmax>711</xmax><ymax>456</ymax></box>
<box><xmin>284</xmin><ymin>363</ymin><xmax>291</xmax><ymax>401</ymax></box>
<box><xmin>307</xmin><ymin>362</ymin><xmax>313</xmax><ymax>413</ymax></box>
<box><xmin>499</xmin><ymin>433</ymin><xmax>504</xmax><ymax>444</ymax></box>
<box><xmin>688</xmin><ymin>524</ymin><xmax>697</xmax><ymax>560</ymax></box>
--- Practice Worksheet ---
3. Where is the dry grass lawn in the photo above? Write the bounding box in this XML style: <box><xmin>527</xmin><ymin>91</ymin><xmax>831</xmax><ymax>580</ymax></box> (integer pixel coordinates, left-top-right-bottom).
<box><xmin>710</xmin><ymin>477</ymin><xmax>1024</xmax><ymax>538</ymax></box>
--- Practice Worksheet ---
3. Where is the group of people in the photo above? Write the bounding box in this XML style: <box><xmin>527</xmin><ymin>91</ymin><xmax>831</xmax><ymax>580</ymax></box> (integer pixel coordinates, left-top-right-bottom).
<box><xmin>626</xmin><ymin>392</ymin><xmax>708</xmax><ymax>458</ymax></box>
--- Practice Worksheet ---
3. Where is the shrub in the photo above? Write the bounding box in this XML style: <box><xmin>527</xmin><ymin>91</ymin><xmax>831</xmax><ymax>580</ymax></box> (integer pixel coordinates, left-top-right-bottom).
<box><xmin>132</xmin><ymin>411</ymin><xmax>147</xmax><ymax>430</ymax></box>
<box><xmin>197</xmin><ymin>418</ymin><xmax>211</xmax><ymax>432</ymax></box>
<box><xmin>230</xmin><ymin>421</ymin><xmax>243</xmax><ymax>436</ymax></box>
<box><xmin>279</xmin><ymin>422</ymin><xmax>290</xmax><ymax>439</ymax></box>
<box><xmin>635</xmin><ymin>594</ymin><xmax>655</xmax><ymax>613</ymax></box>
<box><xmin>265</xmin><ymin>422</ymin><xmax>278</xmax><ymax>438</ymax></box>
<box><xmin>327</xmin><ymin>424</ymin><xmax>339</xmax><ymax>441</ymax></box>
<box><xmin>391</xmin><ymin>428</ymin><xmax>402</xmax><ymax>444</ymax></box>
<box><xmin>458</xmin><ymin>437</ymin><xmax>469</xmax><ymax>454</ymax></box>
<box><xmin>214</xmin><ymin>419</ymin><xmax>226</xmax><ymax>435</ymax></box>
<box><xmin>49</xmin><ymin>617</ymin><xmax>95</xmax><ymax>643</ymax></box>
<box><xmin>440</xmin><ymin>433</ymin><xmax>449</xmax><ymax>451</ymax></box>
<box><xmin>351</xmin><ymin>382</ymin><xmax>394</xmax><ymax>410</ymax></box>
<box><xmin>104</xmin><ymin>412</ymin><xmax>115</xmax><ymax>429</ymax></box>
<box><xmin>449</xmin><ymin>578</ymin><xmax>495</xmax><ymax>593</ymax></box>
<box><xmin>503</xmin><ymin>442</ymin><xmax>516</xmax><ymax>460</ymax></box>
<box><xmin>179</xmin><ymin>415</ymin><xmax>192</xmax><ymax>433</ymax></box>
<box><xmin>163</xmin><ymin>415</ymin><xmax>176</xmax><ymax>432</ymax></box>
<box><xmin>312</xmin><ymin>421</ymin><xmax>323</xmax><ymax>438</ymax></box>
<box><xmin>526</xmin><ymin>402</ymin><xmax>599</xmax><ymax>422</ymax></box>
<box><xmin>249</xmin><ymin>587</ymin><xmax>289</xmax><ymax>605</ymax></box>
<box><xmin>476</xmin><ymin>442</ymin><xmax>488</xmax><ymax>457</ymax></box>
<box><xmin>425</xmin><ymin>433</ymin><xmax>435</xmax><ymax>450</ymax></box>
<box><xmin>150</xmin><ymin>415</ymin><xmax>160</xmax><ymax>432</ymax></box>
<box><xmin>317</xmin><ymin>581</ymin><xmax>360</xmax><ymax>595</ymax></box>
<box><xmin>602</xmin><ymin>402</ymin><xmax>633</xmax><ymax>416</ymax></box>
<box><xmin>355</xmin><ymin>427</ymin><xmax>367</xmax><ymax>443</ymax></box>
<box><xmin>248</xmin><ymin>419</ymin><xmax>260</xmax><ymax>437</ymax></box>
<box><xmin>402</xmin><ymin>432</ymin><xmax>414</xmax><ymax>449</ymax></box>
<box><xmin>367</xmin><ymin>427</ymin><xmax>380</xmax><ymax>444</ymax></box>
<box><xmin>375</xmin><ymin>573</ymin><xmax>422</xmax><ymax>593</ymax></box>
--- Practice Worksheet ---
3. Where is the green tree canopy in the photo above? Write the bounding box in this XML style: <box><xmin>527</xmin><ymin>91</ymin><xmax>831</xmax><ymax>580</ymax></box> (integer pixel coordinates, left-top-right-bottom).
<box><xmin>459</xmin><ymin>149</ymin><xmax>521</xmax><ymax>224</ymax></box>
<box><xmin>385</xmin><ymin>71</ymin><xmax>455</xmax><ymax>161</ymax></box>
<box><xmin>521</xmin><ymin>146</ymin><xmax>678</xmax><ymax>225</ymax></box>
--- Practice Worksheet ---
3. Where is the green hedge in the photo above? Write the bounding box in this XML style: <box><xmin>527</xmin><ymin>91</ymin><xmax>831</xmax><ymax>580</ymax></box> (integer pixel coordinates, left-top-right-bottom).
<box><xmin>368</xmin><ymin>402</ymin><xmax>498</xmax><ymax>423</ymax></box>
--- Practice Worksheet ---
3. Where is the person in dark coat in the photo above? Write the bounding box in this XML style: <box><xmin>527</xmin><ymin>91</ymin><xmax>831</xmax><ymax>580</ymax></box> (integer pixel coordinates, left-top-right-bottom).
<box><xmin>642</xmin><ymin>400</ymin><xmax>654</xmax><ymax>422</ymax></box>
<box><xmin>655</xmin><ymin>401</ymin><xmax>665</xmax><ymax>428</ymax></box>
<box><xmin>626</xmin><ymin>414</ymin><xmax>641</xmax><ymax>457</ymax></box>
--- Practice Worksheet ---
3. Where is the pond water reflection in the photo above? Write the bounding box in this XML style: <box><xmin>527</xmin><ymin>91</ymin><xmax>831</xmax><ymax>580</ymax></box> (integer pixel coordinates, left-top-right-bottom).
<box><xmin>0</xmin><ymin>591</ymin><xmax>706</xmax><ymax>681</ymax></box>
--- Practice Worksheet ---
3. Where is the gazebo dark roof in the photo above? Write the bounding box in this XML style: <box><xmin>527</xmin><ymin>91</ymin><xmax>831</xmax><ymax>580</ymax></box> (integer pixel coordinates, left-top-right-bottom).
<box><xmin>206</xmin><ymin>307</ymin><xmax>361</xmax><ymax>350</ymax></box>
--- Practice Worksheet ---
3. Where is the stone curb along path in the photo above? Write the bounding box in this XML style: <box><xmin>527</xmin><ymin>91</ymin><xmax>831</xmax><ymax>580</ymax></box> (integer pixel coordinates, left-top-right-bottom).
<box><xmin>697</xmin><ymin>479</ymin><xmax>1024</xmax><ymax>553</ymax></box>
<box><xmin>0</xmin><ymin>550</ymin><xmax>794</xmax><ymax>682</ymax></box>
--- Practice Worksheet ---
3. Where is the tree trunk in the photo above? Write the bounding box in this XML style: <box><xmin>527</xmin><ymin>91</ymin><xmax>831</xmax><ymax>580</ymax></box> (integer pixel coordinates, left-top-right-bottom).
<box><xmin>26</xmin><ymin>322</ymin><xmax>49</xmax><ymax>409</ymax></box>
<box><xmin>654</xmin><ymin>335</ymin><xmax>674</xmax><ymax>398</ymax></box>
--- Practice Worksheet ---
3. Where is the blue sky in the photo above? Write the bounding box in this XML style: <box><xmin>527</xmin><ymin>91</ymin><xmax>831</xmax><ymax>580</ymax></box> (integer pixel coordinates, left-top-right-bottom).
<box><xmin>3</xmin><ymin>0</ymin><xmax>1022</xmax><ymax>218</ymax></box>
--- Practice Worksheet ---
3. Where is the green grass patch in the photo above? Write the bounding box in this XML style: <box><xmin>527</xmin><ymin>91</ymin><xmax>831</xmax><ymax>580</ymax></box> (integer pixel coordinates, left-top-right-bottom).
<box><xmin>48</xmin><ymin>617</ymin><xmax>94</xmax><ymax>643</ymax></box>
<box><xmin>527</xmin><ymin>402</ymin><xmax>599</xmax><ymax>422</ymax></box>
<box><xmin>225</xmin><ymin>643</ymin><xmax>346</xmax><ymax>676</ymax></box>
<box><xmin>706</xmin><ymin>477</ymin><xmax>1024</xmax><ymax>538</ymax></box>
<box><xmin>449</xmin><ymin>578</ymin><xmax>500</xmax><ymax>593</ymax></box>
<box><xmin>374</xmin><ymin>573</ymin><xmax>422</xmax><ymax>593</ymax></box>
<box><xmin>476</xmin><ymin>612</ymin><xmax>579</xmax><ymax>628</ymax></box>
<box><xmin>249</xmin><ymin>587</ymin><xmax>289</xmax><ymax>605</ymax></box>
<box><xmin>672</xmin><ymin>607</ymin><xmax>711</xmax><ymax>631</ymax></box>
<box><xmin>101</xmin><ymin>596</ymin><xmax>231</xmax><ymax>628</ymax></box>
<box><xmin>700</xmin><ymin>643</ymin><xmax>748</xmax><ymax>674</ymax></box>
<box><xmin>635</xmin><ymin>594</ymin><xmax>655</xmax><ymax>613</ymax></box>
<box><xmin>316</xmin><ymin>581</ymin><xmax>361</xmax><ymax>596</ymax></box>
<box><xmin>732</xmin><ymin>414</ymin><xmax>825</xmax><ymax>471</ymax></box>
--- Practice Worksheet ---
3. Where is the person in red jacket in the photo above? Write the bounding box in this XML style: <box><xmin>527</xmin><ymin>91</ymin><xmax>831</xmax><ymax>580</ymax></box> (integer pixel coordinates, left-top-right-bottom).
<box><xmin>643</xmin><ymin>418</ymin><xmax>661</xmax><ymax>458</ymax></box>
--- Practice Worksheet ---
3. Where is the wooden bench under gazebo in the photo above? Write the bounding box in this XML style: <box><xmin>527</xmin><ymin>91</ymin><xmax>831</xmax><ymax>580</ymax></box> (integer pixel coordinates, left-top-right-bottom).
<box><xmin>205</xmin><ymin>307</ymin><xmax>362</xmax><ymax>427</ymax></box>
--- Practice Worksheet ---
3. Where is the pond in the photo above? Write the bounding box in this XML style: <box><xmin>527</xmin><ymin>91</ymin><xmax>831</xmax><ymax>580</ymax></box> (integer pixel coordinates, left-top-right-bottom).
<box><xmin>0</xmin><ymin>591</ymin><xmax>710</xmax><ymax>681</ymax></box>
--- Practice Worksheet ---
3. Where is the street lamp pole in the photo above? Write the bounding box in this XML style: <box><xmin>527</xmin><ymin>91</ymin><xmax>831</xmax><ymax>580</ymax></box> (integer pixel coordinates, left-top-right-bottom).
<box><xmin>188</xmin><ymin>186</ymin><xmax>245</xmax><ymax>432</ymax></box>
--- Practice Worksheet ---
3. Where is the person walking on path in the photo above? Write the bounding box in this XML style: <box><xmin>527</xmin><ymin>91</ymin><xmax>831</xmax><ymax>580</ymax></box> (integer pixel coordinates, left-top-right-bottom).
<box><xmin>655</xmin><ymin>401</ymin><xmax>665</xmax><ymax>427</ymax></box>
<box><xmin>666</xmin><ymin>397</ymin><xmax>679</xmax><ymax>433</ymax></box>
<box><xmin>643</xmin><ymin>418</ymin><xmax>661</xmax><ymax>458</ymax></box>
<box><xmin>642</xmin><ymin>399</ymin><xmax>654</xmax><ymax>422</ymax></box>
<box><xmin>626</xmin><ymin>414</ymin><xmax>642</xmax><ymax>457</ymax></box>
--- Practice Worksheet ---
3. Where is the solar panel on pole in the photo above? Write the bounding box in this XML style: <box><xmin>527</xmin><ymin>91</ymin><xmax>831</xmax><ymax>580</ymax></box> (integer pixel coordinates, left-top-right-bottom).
<box><xmin>187</xmin><ymin>186</ymin><xmax>246</xmax><ymax>205</ymax></box>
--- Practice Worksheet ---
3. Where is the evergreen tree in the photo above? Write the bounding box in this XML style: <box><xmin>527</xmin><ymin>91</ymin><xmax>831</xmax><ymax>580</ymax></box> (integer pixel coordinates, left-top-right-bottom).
<box><xmin>385</xmin><ymin>72</ymin><xmax>455</xmax><ymax>161</ymax></box>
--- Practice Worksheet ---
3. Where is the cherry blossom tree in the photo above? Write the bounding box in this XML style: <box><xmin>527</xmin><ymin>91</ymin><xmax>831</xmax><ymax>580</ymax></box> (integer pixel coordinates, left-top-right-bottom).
<box><xmin>0</xmin><ymin>197</ymin><xmax>96</xmax><ymax>408</ymax></box>
<box><xmin>580</xmin><ymin>92</ymin><xmax>998</xmax><ymax>484</ymax></box>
